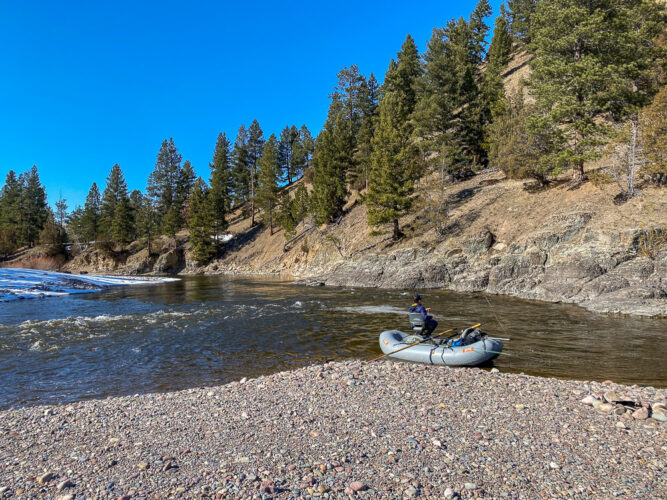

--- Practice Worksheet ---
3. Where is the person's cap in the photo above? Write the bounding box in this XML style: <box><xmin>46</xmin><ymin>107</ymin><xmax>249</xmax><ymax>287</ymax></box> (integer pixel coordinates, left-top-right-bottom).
<box><xmin>414</xmin><ymin>294</ymin><xmax>422</xmax><ymax>301</ymax></box>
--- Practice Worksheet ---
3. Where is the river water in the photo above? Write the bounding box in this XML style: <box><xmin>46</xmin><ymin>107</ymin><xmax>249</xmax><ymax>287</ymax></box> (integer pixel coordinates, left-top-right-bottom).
<box><xmin>0</xmin><ymin>276</ymin><xmax>665</xmax><ymax>409</ymax></box>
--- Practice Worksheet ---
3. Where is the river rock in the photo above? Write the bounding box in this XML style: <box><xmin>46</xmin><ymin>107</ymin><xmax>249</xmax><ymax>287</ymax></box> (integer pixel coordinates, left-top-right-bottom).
<box><xmin>603</xmin><ymin>391</ymin><xmax>618</xmax><ymax>403</ymax></box>
<box><xmin>349</xmin><ymin>481</ymin><xmax>366</xmax><ymax>492</ymax></box>
<box><xmin>56</xmin><ymin>479</ymin><xmax>74</xmax><ymax>491</ymax></box>
<box><xmin>581</xmin><ymin>395</ymin><xmax>599</xmax><ymax>406</ymax></box>
<box><xmin>650</xmin><ymin>408</ymin><xmax>667</xmax><ymax>422</ymax></box>
<box><xmin>632</xmin><ymin>407</ymin><xmax>649</xmax><ymax>420</ymax></box>
<box><xmin>37</xmin><ymin>472</ymin><xmax>55</xmax><ymax>485</ymax></box>
<box><xmin>444</xmin><ymin>487</ymin><xmax>456</xmax><ymax>499</ymax></box>
<box><xmin>597</xmin><ymin>403</ymin><xmax>614</xmax><ymax>412</ymax></box>
<box><xmin>404</xmin><ymin>487</ymin><xmax>418</xmax><ymax>497</ymax></box>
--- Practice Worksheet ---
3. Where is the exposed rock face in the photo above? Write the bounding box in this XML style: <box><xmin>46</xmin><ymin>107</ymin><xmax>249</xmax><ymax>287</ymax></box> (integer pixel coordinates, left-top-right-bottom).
<box><xmin>306</xmin><ymin>212</ymin><xmax>666</xmax><ymax>317</ymax></box>
<box><xmin>154</xmin><ymin>248</ymin><xmax>184</xmax><ymax>274</ymax></box>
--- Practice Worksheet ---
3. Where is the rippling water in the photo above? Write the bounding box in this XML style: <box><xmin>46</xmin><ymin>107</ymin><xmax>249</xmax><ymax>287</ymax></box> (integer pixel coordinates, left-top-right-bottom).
<box><xmin>0</xmin><ymin>276</ymin><xmax>665</xmax><ymax>409</ymax></box>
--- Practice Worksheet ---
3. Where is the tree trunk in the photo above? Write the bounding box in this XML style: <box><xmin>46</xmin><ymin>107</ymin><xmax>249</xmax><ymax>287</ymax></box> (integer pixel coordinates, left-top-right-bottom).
<box><xmin>392</xmin><ymin>219</ymin><xmax>402</xmax><ymax>240</ymax></box>
<box><xmin>627</xmin><ymin>116</ymin><xmax>638</xmax><ymax>199</ymax></box>
<box><xmin>250</xmin><ymin>168</ymin><xmax>256</xmax><ymax>226</ymax></box>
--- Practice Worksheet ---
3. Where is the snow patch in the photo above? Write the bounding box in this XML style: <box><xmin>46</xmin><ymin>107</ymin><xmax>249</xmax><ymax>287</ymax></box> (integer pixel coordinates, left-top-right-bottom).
<box><xmin>0</xmin><ymin>268</ymin><xmax>178</xmax><ymax>302</ymax></box>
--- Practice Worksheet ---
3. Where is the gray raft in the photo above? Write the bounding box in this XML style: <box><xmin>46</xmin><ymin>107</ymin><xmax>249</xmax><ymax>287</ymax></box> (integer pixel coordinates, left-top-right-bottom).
<box><xmin>378</xmin><ymin>330</ymin><xmax>503</xmax><ymax>366</ymax></box>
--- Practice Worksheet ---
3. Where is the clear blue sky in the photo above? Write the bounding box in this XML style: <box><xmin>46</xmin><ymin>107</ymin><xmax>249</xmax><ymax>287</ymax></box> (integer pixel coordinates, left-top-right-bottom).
<box><xmin>0</xmin><ymin>0</ymin><xmax>501</xmax><ymax>208</ymax></box>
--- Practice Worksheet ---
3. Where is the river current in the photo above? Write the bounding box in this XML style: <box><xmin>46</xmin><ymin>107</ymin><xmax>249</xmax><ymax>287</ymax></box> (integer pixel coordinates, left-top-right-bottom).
<box><xmin>0</xmin><ymin>276</ymin><xmax>665</xmax><ymax>409</ymax></box>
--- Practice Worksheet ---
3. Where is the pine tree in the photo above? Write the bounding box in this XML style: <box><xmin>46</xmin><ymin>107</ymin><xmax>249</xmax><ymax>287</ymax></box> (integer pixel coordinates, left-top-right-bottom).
<box><xmin>20</xmin><ymin>165</ymin><xmax>48</xmax><ymax>247</ymax></box>
<box><xmin>135</xmin><ymin>196</ymin><xmax>159</xmax><ymax>254</ymax></box>
<box><xmin>311</xmin><ymin>114</ymin><xmax>355</xmax><ymax>223</ymax></box>
<box><xmin>39</xmin><ymin>209</ymin><xmax>62</xmax><ymax>250</ymax></box>
<box><xmin>147</xmin><ymin>138</ymin><xmax>183</xmax><ymax>229</ymax></box>
<box><xmin>188</xmin><ymin>178</ymin><xmax>215</xmax><ymax>265</ymax></box>
<box><xmin>257</xmin><ymin>134</ymin><xmax>281</xmax><ymax>235</ymax></box>
<box><xmin>506</xmin><ymin>0</ymin><xmax>537</xmax><ymax>44</ymax></box>
<box><xmin>294</xmin><ymin>125</ymin><xmax>314</xmax><ymax>175</ymax></box>
<box><xmin>55</xmin><ymin>193</ymin><xmax>68</xmax><ymax>241</ymax></box>
<box><xmin>101</xmin><ymin>164</ymin><xmax>133</xmax><ymax>246</ymax></box>
<box><xmin>82</xmin><ymin>182</ymin><xmax>101</xmax><ymax>242</ymax></box>
<box><xmin>279</xmin><ymin>125</ymin><xmax>301</xmax><ymax>185</ymax></box>
<box><xmin>367</xmin><ymin>91</ymin><xmax>419</xmax><ymax>240</ymax></box>
<box><xmin>529</xmin><ymin>0</ymin><xmax>665</xmax><ymax>182</ymax></box>
<box><xmin>247</xmin><ymin>120</ymin><xmax>265</xmax><ymax>226</ymax></box>
<box><xmin>177</xmin><ymin>160</ymin><xmax>197</xmax><ymax>222</ymax></box>
<box><xmin>209</xmin><ymin>133</ymin><xmax>233</xmax><ymax>240</ymax></box>
<box><xmin>487</xmin><ymin>89</ymin><xmax>561</xmax><ymax>184</ymax></box>
<box><xmin>66</xmin><ymin>206</ymin><xmax>86</xmax><ymax>245</ymax></box>
<box><xmin>0</xmin><ymin>170</ymin><xmax>22</xmax><ymax>255</ymax></box>
<box><xmin>232</xmin><ymin>125</ymin><xmax>250</xmax><ymax>212</ymax></box>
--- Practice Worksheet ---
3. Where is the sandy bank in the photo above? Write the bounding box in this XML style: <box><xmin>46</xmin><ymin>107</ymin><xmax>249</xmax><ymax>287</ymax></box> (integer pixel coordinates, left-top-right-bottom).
<box><xmin>0</xmin><ymin>361</ymin><xmax>664</xmax><ymax>499</ymax></box>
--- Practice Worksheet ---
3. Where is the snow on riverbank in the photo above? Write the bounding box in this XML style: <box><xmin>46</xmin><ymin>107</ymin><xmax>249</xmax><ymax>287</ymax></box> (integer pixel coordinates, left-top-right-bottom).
<box><xmin>0</xmin><ymin>268</ymin><xmax>178</xmax><ymax>302</ymax></box>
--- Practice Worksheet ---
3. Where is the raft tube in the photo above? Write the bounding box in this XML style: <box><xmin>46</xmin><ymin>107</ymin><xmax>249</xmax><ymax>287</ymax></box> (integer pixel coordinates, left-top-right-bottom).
<box><xmin>378</xmin><ymin>330</ymin><xmax>503</xmax><ymax>367</ymax></box>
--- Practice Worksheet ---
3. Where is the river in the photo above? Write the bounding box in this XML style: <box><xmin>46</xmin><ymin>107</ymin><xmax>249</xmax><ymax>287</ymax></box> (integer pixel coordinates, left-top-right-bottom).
<box><xmin>0</xmin><ymin>276</ymin><xmax>665</xmax><ymax>409</ymax></box>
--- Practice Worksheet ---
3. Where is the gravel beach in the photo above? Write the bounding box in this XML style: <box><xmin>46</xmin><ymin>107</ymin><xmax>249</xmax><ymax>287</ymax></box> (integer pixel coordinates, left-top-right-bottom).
<box><xmin>0</xmin><ymin>361</ymin><xmax>664</xmax><ymax>499</ymax></box>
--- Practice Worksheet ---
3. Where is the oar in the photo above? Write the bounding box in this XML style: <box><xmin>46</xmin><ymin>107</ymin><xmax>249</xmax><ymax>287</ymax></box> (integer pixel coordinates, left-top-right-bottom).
<box><xmin>371</xmin><ymin>323</ymin><xmax>482</xmax><ymax>362</ymax></box>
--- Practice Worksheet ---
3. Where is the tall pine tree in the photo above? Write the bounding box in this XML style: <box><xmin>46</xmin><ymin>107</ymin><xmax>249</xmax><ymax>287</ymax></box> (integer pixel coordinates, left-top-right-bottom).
<box><xmin>101</xmin><ymin>164</ymin><xmax>133</xmax><ymax>246</ymax></box>
<box><xmin>257</xmin><ymin>135</ymin><xmax>281</xmax><ymax>235</ymax></box>
<box><xmin>82</xmin><ymin>182</ymin><xmax>102</xmax><ymax>242</ymax></box>
<box><xmin>188</xmin><ymin>178</ymin><xmax>215</xmax><ymax>265</ymax></box>
<box><xmin>147</xmin><ymin>138</ymin><xmax>183</xmax><ymax>232</ymax></box>
<box><xmin>367</xmin><ymin>36</ymin><xmax>422</xmax><ymax>240</ymax></box>
<box><xmin>209</xmin><ymin>133</ymin><xmax>234</xmax><ymax>240</ymax></box>
<box><xmin>247</xmin><ymin>120</ymin><xmax>265</xmax><ymax>226</ymax></box>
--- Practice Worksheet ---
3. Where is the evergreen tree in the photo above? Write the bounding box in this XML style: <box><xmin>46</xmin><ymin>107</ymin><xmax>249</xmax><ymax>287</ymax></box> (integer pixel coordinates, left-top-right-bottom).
<box><xmin>310</xmin><ymin>114</ymin><xmax>354</xmax><ymax>223</ymax></box>
<box><xmin>178</xmin><ymin>160</ymin><xmax>196</xmax><ymax>211</ymax></box>
<box><xmin>20</xmin><ymin>165</ymin><xmax>48</xmax><ymax>247</ymax></box>
<box><xmin>257</xmin><ymin>134</ymin><xmax>281</xmax><ymax>235</ymax></box>
<box><xmin>135</xmin><ymin>196</ymin><xmax>159</xmax><ymax>254</ymax></box>
<box><xmin>487</xmin><ymin>89</ymin><xmax>561</xmax><ymax>184</ymax></box>
<box><xmin>55</xmin><ymin>193</ymin><xmax>68</xmax><ymax>241</ymax></box>
<box><xmin>0</xmin><ymin>170</ymin><xmax>22</xmax><ymax>255</ymax></box>
<box><xmin>128</xmin><ymin>190</ymin><xmax>144</xmax><ymax>241</ymax></box>
<box><xmin>294</xmin><ymin>125</ymin><xmax>314</xmax><ymax>174</ymax></box>
<box><xmin>39</xmin><ymin>209</ymin><xmax>62</xmax><ymax>249</ymax></box>
<box><xmin>231</xmin><ymin>125</ymin><xmax>251</xmax><ymax>211</ymax></box>
<box><xmin>529</xmin><ymin>0</ymin><xmax>665</xmax><ymax>182</ymax></box>
<box><xmin>82</xmin><ymin>182</ymin><xmax>101</xmax><ymax>242</ymax></box>
<box><xmin>188</xmin><ymin>178</ymin><xmax>215</xmax><ymax>265</ymax></box>
<box><xmin>209</xmin><ymin>133</ymin><xmax>233</xmax><ymax>240</ymax></box>
<box><xmin>247</xmin><ymin>120</ymin><xmax>265</xmax><ymax>226</ymax></box>
<box><xmin>101</xmin><ymin>164</ymin><xmax>133</xmax><ymax>246</ymax></box>
<box><xmin>279</xmin><ymin>125</ymin><xmax>302</xmax><ymax>185</ymax></box>
<box><xmin>277</xmin><ymin>190</ymin><xmax>296</xmax><ymax>237</ymax></box>
<box><xmin>147</xmin><ymin>138</ymin><xmax>183</xmax><ymax>229</ymax></box>
<box><xmin>506</xmin><ymin>0</ymin><xmax>537</xmax><ymax>44</ymax></box>
<box><xmin>66</xmin><ymin>206</ymin><xmax>86</xmax><ymax>245</ymax></box>
<box><xmin>367</xmin><ymin>92</ymin><xmax>419</xmax><ymax>240</ymax></box>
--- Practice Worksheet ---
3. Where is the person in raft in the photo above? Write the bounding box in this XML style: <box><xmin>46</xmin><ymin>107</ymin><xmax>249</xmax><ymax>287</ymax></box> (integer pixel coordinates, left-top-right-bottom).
<box><xmin>409</xmin><ymin>294</ymin><xmax>438</xmax><ymax>337</ymax></box>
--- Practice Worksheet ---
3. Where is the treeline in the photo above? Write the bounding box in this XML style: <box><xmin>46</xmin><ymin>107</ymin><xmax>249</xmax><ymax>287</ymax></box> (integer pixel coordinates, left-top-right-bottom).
<box><xmin>1</xmin><ymin>0</ymin><xmax>664</xmax><ymax>262</ymax></box>
<box><xmin>0</xmin><ymin>123</ymin><xmax>314</xmax><ymax>262</ymax></box>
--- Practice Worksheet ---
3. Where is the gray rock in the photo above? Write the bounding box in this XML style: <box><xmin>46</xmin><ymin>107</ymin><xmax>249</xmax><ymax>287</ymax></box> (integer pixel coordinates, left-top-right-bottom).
<box><xmin>464</xmin><ymin>482</ymin><xmax>477</xmax><ymax>490</ymax></box>
<box><xmin>37</xmin><ymin>472</ymin><xmax>55</xmax><ymax>485</ymax></box>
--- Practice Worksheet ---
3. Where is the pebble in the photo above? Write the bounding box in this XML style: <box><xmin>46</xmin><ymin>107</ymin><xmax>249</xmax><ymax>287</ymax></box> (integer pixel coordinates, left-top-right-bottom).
<box><xmin>603</xmin><ymin>391</ymin><xmax>618</xmax><ymax>403</ymax></box>
<box><xmin>549</xmin><ymin>462</ymin><xmax>560</xmax><ymax>470</ymax></box>
<box><xmin>404</xmin><ymin>486</ymin><xmax>418</xmax><ymax>497</ymax></box>
<box><xmin>444</xmin><ymin>487</ymin><xmax>456</xmax><ymax>499</ymax></box>
<box><xmin>350</xmin><ymin>481</ymin><xmax>366</xmax><ymax>492</ymax></box>
<box><xmin>632</xmin><ymin>407</ymin><xmax>649</xmax><ymax>420</ymax></box>
<box><xmin>581</xmin><ymin>395</ymin><xmax>599</xmax><ymax>406</ymax></box>
<box><xmin>597</xmin><ymin>403</ymin><xmax>614</xmax><ymax>412</ymax></box>
<box><xmin>37</xmin><ymin>472</ymin><xmax>55</xmax><ymax>485</ymax></box>
<box><xmin>490</xmin><ymin>368</ymin><xmax>499</xmax><ymax>373</ymax></box>
<box><xmin>464</xmin><ymin>482</ymin><xmax>477</xmax><ymax>490</ymax></box>
<box><xmin>56</xmin><ymin>479</ymin><xmax>74</xmax><ymax>491</ymax></box>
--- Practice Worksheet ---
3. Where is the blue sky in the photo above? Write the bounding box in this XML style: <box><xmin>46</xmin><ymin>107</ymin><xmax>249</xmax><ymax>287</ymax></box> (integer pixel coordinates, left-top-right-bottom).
<box><xmin>0</xmin><ymin>0</ymin><xmax>501</xmax><ymax>208</ymax></box>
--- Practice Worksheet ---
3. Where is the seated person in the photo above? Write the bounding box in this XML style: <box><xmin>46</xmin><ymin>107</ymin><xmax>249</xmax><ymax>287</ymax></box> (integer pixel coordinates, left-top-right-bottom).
<box><xmin>409</xmin><ymin>294</ymin><xmax>438</xmax><ymax>337</ymax></box>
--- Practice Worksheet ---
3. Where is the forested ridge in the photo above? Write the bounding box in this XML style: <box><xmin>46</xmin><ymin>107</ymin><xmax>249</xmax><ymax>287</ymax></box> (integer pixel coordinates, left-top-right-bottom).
<box><xmin>1</xmin><ymin>0</ymin><xmax>665</xmax><ymax>266</ymax></box>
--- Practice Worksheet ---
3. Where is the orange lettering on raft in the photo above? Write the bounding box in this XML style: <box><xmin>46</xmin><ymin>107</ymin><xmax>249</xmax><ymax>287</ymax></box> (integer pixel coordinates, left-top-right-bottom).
<box><xmin>382</xmin><ymin>339</ymin><xmax>389</xmax><ymax>345</ymax></box>
<box><xmin>462</xmin><ymin>347</ymin><xmax>475</xmax><ymax>353</ymax></box>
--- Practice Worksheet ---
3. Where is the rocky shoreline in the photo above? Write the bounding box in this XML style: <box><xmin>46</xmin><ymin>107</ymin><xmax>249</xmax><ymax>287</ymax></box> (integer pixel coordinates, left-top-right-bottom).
<box><xmin>1</xmin><ymin>361</ymin><xmax>664</xmax><ymax>499</ymax></box>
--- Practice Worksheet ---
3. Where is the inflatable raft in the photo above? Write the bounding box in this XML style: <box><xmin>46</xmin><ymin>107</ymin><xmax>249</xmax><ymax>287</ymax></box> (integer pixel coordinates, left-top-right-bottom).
<box><xmin>378</xmin><ymin>329</ymin><xmax>503</xmax><ymax>366</ymax></box>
